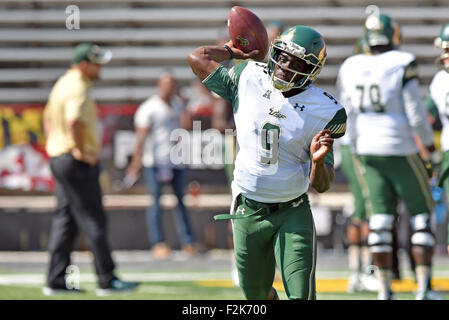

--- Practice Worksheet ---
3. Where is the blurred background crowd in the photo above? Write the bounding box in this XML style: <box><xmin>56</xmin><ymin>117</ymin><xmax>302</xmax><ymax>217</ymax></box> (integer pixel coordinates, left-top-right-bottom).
<box><xmin>0</xmin><ymin>0</ymin><xmax>447</xmax><ymax>268</ymax></box>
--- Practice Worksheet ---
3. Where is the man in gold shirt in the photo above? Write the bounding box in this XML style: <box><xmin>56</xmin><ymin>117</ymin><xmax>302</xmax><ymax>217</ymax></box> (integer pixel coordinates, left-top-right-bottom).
<box><xmin>43</xmin><ymin>43</ymin><xmax>139</xmax><ymax>295</ymax></box>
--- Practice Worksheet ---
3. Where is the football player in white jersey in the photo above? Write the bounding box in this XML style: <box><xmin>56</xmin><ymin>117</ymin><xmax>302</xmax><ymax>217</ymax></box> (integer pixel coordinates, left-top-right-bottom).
<box><xmin>188</xmin><ymin>25</ymin><xmax>347</xmax><ymax>300</ymax></box>
<box><xmin>338</xmin><ymin>37</ymin><xmax>378</xmax><ymax>293</ymax></box>
<box><xmin>338</xmin><ymin>13</ymin><xmax>441</xmax><ymax>300</ymax></box>
<box><xmin>425</xmin><ymin>23</ymin><xmax>449</xmax><ymax>254</ymax></box>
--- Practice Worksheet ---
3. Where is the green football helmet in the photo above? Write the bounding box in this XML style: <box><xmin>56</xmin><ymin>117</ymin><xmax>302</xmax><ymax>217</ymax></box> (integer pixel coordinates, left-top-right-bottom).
<box><xmin>434</xmin><ymin>23</ymin><xmax>449</xmax><ymax>72</ymax></box>
<box><xmin>364</xmin><ymin>13</ymin><xmax>401</xmax><ymax>48</ymax></box>
<box><xmin>267</xmin><ymin>25</ymin><xmax>327</xmax><ymax>92</ymax></box>
<box><xmin>434</xmin><ymin>23</ymin><xmax>449</xmax><ymax>49</ymax></box>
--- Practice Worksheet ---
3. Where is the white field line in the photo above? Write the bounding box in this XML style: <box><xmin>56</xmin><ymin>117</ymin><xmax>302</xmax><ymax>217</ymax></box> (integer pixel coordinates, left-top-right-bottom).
<box><xmin>2</xmin><ymin>270</ymin><xmax>449</xmax><ymax>286</ymax></box>
<box><xmin>0</xmin><ymin>272</ymin><xmax>232</xmax><ymax>286</ymax></box>
<box><xmin>316</xmin><ymin>270</ymin><xmax>449</xmax><ymax>280</ymax></box>
<box><xmin>137</xmin><ymin>285</ymin><xmax>239</xmax><ymax>296</ymax></box>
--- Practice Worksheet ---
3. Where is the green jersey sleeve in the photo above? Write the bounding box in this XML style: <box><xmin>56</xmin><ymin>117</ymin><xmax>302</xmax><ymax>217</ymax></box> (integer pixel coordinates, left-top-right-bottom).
<box><xmin>202</xmin><ymin>61</ymin><xmax>248</xmax><ymax>113</ymax></box>
<box><xmin>324</xmin><ymin>107</ymin><xmax>347</xmax><ymax>139</ymax></box>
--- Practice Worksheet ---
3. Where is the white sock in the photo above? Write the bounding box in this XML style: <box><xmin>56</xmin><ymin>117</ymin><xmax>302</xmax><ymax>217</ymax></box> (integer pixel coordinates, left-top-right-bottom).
<box><xmin>378</xmin><ymin>268</ymin><xmax>392</xmax><ymax>295</ymax></box>
<box><xmin>360</xmin><ymin>246</ymin><xmax>371</xmax><ymax>273</ymax></box>
<box><xmin>415</xmin><ymin>265</ymin><xmax>431</xmax><ymax>293</ymax></box>
<box><xmin>348</xmin><ymin>245</ymin><xmax>361</xmax><ymax>274</ymax></box>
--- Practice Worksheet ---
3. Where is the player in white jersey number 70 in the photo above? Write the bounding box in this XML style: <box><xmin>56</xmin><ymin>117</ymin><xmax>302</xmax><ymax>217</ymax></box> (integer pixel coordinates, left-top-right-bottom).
<box><xmin>338</xmin><ymin>12</ymin><xmax>442</xmax><ymax>300</ymax></box>
<box><xmin>188</xmin><ymin>25</ymin><xmax>347</xmax><ymax>300</ymax></box>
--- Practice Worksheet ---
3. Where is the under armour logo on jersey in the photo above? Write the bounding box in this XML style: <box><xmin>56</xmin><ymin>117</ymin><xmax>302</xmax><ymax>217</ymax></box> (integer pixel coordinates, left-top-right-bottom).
<box><xmin>291</xmin><ymin>199</ymin><xmax>304</xmax><ymax>207</ymax></box>
<box><xmin>263</xmin><ymin>90</ymin><xmax>272</xmax><ymax>99</ymax></box>
<box><xmin>269</xmin><ymin>107</ymin><xmax>287</xmax><ymax>119</ymax></box>
<box><xmin>294</xmin><ymin>103</ymin><xmax>305</xmax><ymax>111</ymax></box>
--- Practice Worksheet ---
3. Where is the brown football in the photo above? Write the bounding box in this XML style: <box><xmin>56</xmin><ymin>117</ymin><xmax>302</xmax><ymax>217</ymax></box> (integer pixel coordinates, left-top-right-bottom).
<box><xmin>227</xmin><ymin>6</ymin><xmax>269</xmax><ymax>61</ymax></box>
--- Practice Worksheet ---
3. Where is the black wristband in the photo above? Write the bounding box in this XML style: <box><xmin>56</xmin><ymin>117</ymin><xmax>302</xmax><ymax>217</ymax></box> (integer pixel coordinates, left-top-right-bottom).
<box><xmin>223</xmin><ymin>45</ymin><xmax>234</xmax><ymax>60</ymax></box>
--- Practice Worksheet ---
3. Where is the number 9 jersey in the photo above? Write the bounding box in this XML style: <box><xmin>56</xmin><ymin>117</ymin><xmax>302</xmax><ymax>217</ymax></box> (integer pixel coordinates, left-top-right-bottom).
<box><xmin>203</xmin><ymin>61</ymin><xmax>347</xmax><ymax>203</ymax></box>
<box><xmin>337</xmin><ymin>50</ymin><xmax>434</xmax><ymax>156</ymax></box>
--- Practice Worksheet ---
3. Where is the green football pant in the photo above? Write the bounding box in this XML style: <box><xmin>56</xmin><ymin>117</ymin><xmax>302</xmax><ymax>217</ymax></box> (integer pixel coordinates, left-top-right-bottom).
<box><xmin>232</xmin><ymin>193</ymin><xmax>316</xmax><ymax>300</ymax></box>
<box><xmin>358</xmin><ymin>154</ymin><xmax>434</xmax><ymax>217</ymax></box>
<box><xmin>340</xmin><ymin>145</ymin><xmax>367</xmax><ymax>222</ymax></box>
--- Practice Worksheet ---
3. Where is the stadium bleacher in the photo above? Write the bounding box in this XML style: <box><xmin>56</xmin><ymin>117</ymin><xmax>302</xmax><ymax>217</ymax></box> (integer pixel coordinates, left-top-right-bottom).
<box><xmin>0</xmin><ymin>0</ymin><xmax>448</xmax><ymax>104</ymax></box>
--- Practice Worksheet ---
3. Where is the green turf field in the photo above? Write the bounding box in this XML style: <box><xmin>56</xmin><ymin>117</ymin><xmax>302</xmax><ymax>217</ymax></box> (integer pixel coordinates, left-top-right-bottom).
<box><xmin>1</xmin><ymin>270</ymin><xmax>448</xmax><ymax>300</ymax></box>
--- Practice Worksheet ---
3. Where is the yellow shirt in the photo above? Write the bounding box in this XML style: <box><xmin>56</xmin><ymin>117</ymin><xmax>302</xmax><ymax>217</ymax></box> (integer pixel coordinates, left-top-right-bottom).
<box><xmin>43</xmin><ymin>68</ymin><xmax>100</xmax><ymax>157</ymax></box>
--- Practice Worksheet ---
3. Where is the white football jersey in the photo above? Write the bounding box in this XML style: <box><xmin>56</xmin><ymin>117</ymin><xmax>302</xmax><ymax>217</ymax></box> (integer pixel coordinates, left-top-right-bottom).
<box><xmin>204</xmin><ymin>61</ymin><xmax>346</xmax><ymax>203</ymax></box>
<box><xmin>338</xmin><ymin>50</ymin><xmax>430</xmax><ymax>156</ymax></box>
<box><xmin>134</xmin><ymin>95</ymin><xmax>184</xmax><ymax>167</ymax></box>
<box><xmin>429</xmin><ymin>70</ymin><xmax>449</xmax><ymax>152</ymax></box>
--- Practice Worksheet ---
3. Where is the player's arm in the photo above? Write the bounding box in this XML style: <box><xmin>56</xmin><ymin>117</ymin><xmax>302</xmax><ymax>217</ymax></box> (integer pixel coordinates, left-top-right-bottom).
<box><xmin>424</xmin><ymin>94</ymin><xmax>440</xmax><ymax>126</ymax></box>
<box><xmin>402</xmin><ymin>61</ymin><xmax>441</xmax><ymax>163</ymax></box>
<box><xmin>126</xmin><ymin>126</ymin><xmax>148</xmax><ymax>177</ymax></box>
<box><xmin>310</xmin><ymin>106</ymin><xmax>347</xmax><ymax>192</ymax></box>
<box><xmin>65</xmin><ymin>94</ymin><xmax>97</xmax><ymax>166</ymax></box>
<box><xmin>187</xmin><ymin>41</ymin><xmax>259</xmax><ymax>81</ymax></box>
<box><xmin>67</xmin><ymin>119</ymin><xmax>84</xmax><ymax>155</ymax></box>
<box><xmin>402</xmin><ymin>61</ymin><xmax>434</xmax><ymax>150</ymax></box>
<box><xmin>127</xmin><ymin>102</ymin><xmax>152</xmax><ymax>177</ymax></box>
<box><xmin>67</xmin><ymin>119</ymin><xmax>97</xmax><ymax>166</ymax></box>
<box><xmin>310</xmin><ymin>130</ymin><xmax>335</xmax><ymax>193</ymax></box>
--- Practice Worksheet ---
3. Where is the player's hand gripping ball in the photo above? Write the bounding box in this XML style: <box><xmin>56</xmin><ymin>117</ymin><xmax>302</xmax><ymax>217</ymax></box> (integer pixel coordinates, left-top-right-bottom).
<box><xmin>227</xmin><ymin>6</ymin><xmax>269</xmax><ymax>61</ymax></box>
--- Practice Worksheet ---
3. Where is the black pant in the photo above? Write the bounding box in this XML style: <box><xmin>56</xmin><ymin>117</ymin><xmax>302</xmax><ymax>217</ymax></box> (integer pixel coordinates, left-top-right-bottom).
<box><xmin>46</xmin><ymin>153</ymin><xmax>115</xmax><ymax>289</ymax></box>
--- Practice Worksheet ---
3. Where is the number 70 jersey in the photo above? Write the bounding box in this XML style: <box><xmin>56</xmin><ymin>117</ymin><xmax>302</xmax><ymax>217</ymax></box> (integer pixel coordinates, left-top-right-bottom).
<box><xmin>203</xmin><ymin>61</ymin><xmax>346</xmax><ymax>203</ymax></box>
<box><xmin>337</xmin><ymin>50</ymin><xmax>421</xmax><ymax>156</ymax></box>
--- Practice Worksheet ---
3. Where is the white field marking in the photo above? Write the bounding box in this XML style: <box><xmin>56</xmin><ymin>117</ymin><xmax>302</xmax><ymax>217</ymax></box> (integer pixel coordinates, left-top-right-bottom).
<box><xmin>0</xmin><ymin>272</ymin><xmax>232</xmax><ymax>286</ymax></box>
<box><xmin>316</xmin><ymin>269</ymin><xmax>449</xmax><ymax>278</ymax></box>
<box><xmin>2</xmin><ymin>270</ymin><xmax>449</xmax><ymax>286</ymax></box>
<box><xmin>0</xmin><ymin>275</ymin><xmax>44</xmax><ymax>286</ymax></box>
<box><xmin>137</xmin><ymin>285</ymin><xmax>239</xmax><ymax>296</ymax></box>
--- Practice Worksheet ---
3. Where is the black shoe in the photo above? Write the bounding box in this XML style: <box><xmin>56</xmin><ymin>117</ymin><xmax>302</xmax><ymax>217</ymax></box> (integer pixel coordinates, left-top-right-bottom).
<box><xmin>42</xmin><ymin>286</ymin><xmax>84</xmax><ymax>296</ymax></box>
<box><xmin>96</xmin><ymin>279</ymin><xmax>140</xmax><ymax>296</ymax></box>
